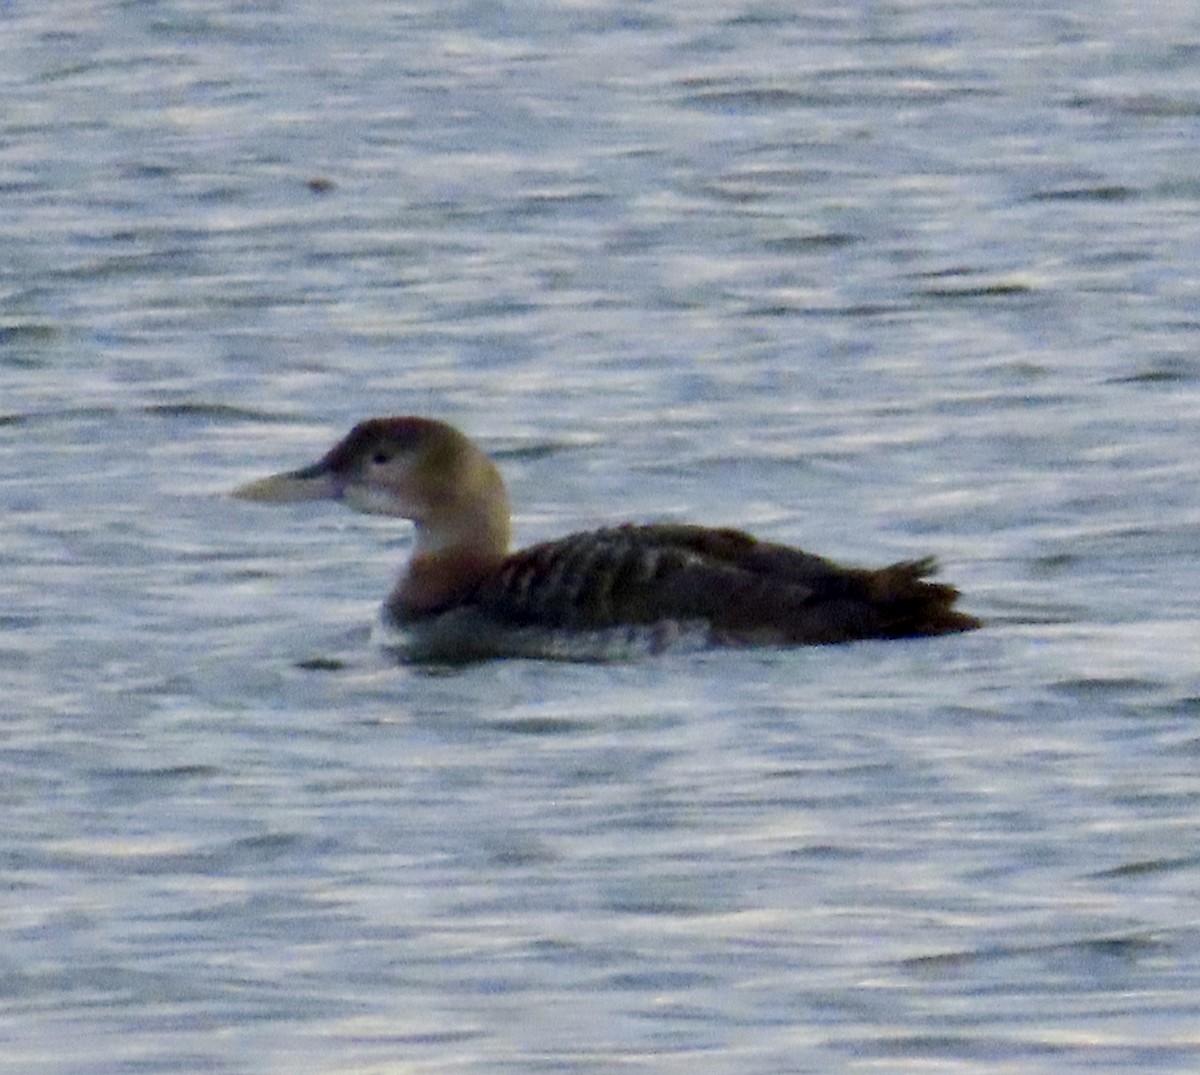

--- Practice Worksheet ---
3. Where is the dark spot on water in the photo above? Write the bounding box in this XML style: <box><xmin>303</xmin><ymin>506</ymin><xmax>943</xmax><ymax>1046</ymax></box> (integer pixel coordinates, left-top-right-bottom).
<box><xmin>1029</xmin><ymin>184</ymin><xmax>1138</xmax><ymax>202</ymax></box>
<box><xmin>383</xmin><ymin>1031</ymin><xmax>488</xmax><ymax>1046</ymax></box>
<box><xmin>902</xmin><ymin>948</ymin><xmax>979</xmax><ymax>972</ymax></box>
<box><xmin>487</xmin><ymin>841</ymin><xmax>557</xmax><ymax>867</ymax></box>
<box><xmin>866</xmin><ymin>1032</ymin><xmax>1070</xmax><ymax>1060</ymax></box>
<box><xmin>143</xmin><ymin>402</ymin><xmax>274</xmax><ymax>421</ymax></box>
<box><xmin>762</xmin><ymin>232</ymin><xmax>860</xmax><ymax>252</ymax></box>
<box><xmin>1079</xmin><ymin>935</ymin><xmax>1170</xmax><ymax>960</ymax></box>
<box><xmin>917</xmin><ymin>281</ymin><xmax>1033</xmax><ymax>299</ymax></box>
<box><xmin>1030</xmin><ymin>552</ymin><xmax>1080</xmax><ymax>575</ymax></box>
<box><xmin>231</xmin><ymin>832</ymin><xmax>305</xmax><ymax>857</ymax></box>
<box><xmin>682</xmin><ymin>87</ymin><xmax>825</xmax><ymax>111</ymax></box>
<box><xmin>491</xmin><ymin>440</ymin><xmax>574</xmax><ymax>463</ymax></box>
<box><xmin>1088</xmin><ymin>855</ymin><xmax>1200</xmax><ymax>880</ymax></box>
<box><xmin>94</xmin><ymin>764</ymin><xmax>218</xmax><ymax>782</ymax></box>
<box><xmin>602</xmin><ymin>969</ymin><xmax>716</xmax><ymax>990</ymax></box>
<box><xmin>744</xmin><ymin>302</ymin><xmax>805</xmax><ymax>317</ymax></box>
<box><xmin>1049</xmin><ymin>676</ymin><xmax>1159</xmax><ymax>699</ymax></box>
<box><xmin>0</xmin><ymin>323</ymin><xmax>58</xmax><ymax>346</ymax></box>
<box><xmin>786</xmin><ymin>842</ymin><xmax>864</xmax><ymax>860</ymax></box>
<box><xmin>1106</xmin><ymin>365</ymin><xmax>1197</xmax><ymax>385</ymax></box>
<box><xmin>902</xmin><ymin>933</ymin><xmax>1168</xmax><ymax>978</ymax></box>
<box><xmin>490</xmin><ymin>716</ymin><xmax>583</xmax><ymax>735</ymax></box>
<box><xmin>296</xmin><ymin>656</ymin><xmax>348</xmax><ymax>672</ymax></box>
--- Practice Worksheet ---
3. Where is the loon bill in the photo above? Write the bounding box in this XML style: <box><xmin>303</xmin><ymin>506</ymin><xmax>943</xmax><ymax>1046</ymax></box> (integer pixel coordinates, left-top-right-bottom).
<box><xmin>233</xmin><ymin>417</ymin><xmax>981</xmax><ymax>661</ymax></box>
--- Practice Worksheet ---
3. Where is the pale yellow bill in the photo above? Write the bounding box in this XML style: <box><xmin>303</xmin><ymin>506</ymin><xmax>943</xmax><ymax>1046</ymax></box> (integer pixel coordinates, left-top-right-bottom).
<box><xmin>231</xmin><ymin>469</ymin><xmax>337</xmax><ymax>503</ymax></box>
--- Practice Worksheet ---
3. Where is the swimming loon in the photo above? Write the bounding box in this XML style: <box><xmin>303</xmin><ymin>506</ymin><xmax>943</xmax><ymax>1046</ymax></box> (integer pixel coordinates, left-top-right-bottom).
<box><xmin>233</xmin><ymin>417</ymin><xmax>980</xmax><ymax>661</ymax></box>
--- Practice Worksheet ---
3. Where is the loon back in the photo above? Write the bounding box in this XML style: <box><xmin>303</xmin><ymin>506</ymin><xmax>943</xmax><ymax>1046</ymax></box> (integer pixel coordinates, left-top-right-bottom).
<box><xmin>394</xmin><ymin>523</ymin><xmax>979</xmax><ymax>646</ymax></box>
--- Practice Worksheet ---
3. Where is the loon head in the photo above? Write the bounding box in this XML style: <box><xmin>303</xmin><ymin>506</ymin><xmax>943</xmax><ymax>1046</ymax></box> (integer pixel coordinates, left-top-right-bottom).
<box><xmin>233</xmin><ymin>417</ymin><xmax>512</xmax><ymax>560</ymax></box>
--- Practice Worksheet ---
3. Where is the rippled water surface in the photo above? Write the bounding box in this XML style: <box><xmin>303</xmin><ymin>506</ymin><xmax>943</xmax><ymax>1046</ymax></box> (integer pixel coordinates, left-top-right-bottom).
<box><xmin>3</xmin><ymin>2</ymin><xmax>1200</xmax><ymax>1072</ymax></box>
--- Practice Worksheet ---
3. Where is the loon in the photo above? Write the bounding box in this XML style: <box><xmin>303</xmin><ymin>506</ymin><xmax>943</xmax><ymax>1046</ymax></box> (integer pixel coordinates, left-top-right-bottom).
<box><xmin>233</xmin><ymin>417</ymin><xmax>980</xmax><ymax>661</ymax></box>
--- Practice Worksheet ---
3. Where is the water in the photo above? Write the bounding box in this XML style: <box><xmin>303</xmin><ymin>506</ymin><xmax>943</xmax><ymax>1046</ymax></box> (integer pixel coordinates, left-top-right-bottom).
<box><xmin>3</xmin><ymin>1</ymin><xmax>1200</xmax><ymax>1071</ymax></box>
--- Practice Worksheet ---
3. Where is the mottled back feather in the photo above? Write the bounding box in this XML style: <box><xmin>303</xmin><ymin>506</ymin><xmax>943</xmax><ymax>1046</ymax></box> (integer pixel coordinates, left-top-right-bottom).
<box><xmin>416</xmin><ymin>523</ymin><xmax>978</xmax><ymax>645</ymax></box>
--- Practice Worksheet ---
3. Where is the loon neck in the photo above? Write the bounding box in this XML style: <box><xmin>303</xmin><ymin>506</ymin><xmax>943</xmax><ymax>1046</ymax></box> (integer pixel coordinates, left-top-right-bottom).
<box><xmin>389</xmin><ymin>547</ymin><xmax>502</xmax><ymax>619</ymax></box>
<box><xmin>390</xmin><ymin>506</ymin><xmax>510</xmax><ymax>619</ymax></box>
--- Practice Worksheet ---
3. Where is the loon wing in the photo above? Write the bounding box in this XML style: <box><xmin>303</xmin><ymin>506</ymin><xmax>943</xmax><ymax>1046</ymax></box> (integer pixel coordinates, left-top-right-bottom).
<box><xmin>464</xmin><ymin>524</ymin><xmax>978</xmax><ymax>644</ymax></box>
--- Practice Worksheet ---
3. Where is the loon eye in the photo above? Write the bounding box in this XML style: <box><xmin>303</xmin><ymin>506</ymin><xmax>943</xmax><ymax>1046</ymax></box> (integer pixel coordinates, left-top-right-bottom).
<box><xmin>371</xmin><ymin>450</ymin><xmax>392</xmax><ymax>466</ymax></box>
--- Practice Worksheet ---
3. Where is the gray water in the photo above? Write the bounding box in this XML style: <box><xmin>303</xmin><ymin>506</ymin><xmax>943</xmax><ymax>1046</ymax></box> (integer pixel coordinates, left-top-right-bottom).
<box><xmin>3</xmin><ymin>1</ymin><xmax>1200</xmax><ymax>1072</ymax></box>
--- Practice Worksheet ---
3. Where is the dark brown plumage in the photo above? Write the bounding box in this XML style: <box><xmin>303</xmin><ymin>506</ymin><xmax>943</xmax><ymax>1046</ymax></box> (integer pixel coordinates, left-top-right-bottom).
<box><xmin>411</xmin><ymin>523</ymin><xmax>978</xmax><ymax>645</ymax></box>
<box><xmin>235</xmin><ymin>417</ymin><xmax>981</xmax><ymax>660</ymax></box>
